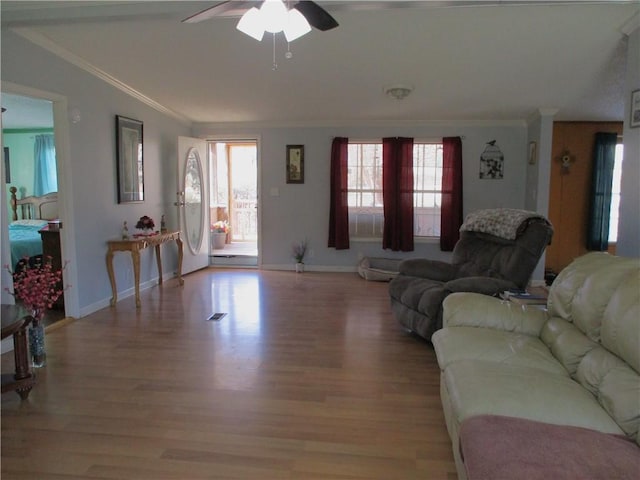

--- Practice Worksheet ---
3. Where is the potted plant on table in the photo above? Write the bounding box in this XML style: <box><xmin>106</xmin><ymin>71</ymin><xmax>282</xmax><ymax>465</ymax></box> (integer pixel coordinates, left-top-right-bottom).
<box><xmin>135</xmin><ymin>215</ymin><xmax>156</xmax><ymax>236</ymax></box>
<box><xmin>4</xmin><ymin>256</ymin><xmax>66</xmax><ymax>367</ymax></box>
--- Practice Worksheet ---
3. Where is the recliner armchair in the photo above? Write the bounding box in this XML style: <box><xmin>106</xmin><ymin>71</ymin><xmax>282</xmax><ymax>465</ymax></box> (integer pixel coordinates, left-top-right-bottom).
<box><xmin>389</xmin><ymin>208</ymin><xmax>553</xmax><ymax>340</ymax></box>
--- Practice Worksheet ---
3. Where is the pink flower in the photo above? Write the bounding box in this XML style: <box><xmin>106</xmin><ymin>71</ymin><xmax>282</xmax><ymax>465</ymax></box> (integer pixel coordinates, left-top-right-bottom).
<box><xmin>5</xmin><ymin>257</ymin><xmax>66</xmax><ymax>320</ymax></box>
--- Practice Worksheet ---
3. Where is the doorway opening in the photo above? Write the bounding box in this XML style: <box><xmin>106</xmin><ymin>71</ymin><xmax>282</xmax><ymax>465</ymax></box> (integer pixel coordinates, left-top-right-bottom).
<box><xmin>209</xmin><ymin>140</ymin><xmax>258</xmax><ymax>266</ymax></box>
<box><xmin>1</xmin><ymin>92</ymin><xmax>66</xmax><ymax>328</ymax></box>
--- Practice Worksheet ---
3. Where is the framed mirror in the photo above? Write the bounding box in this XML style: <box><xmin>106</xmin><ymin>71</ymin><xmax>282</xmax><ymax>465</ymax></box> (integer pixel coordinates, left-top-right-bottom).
<box><xmin>116</xmin><ymin>115</ymin><xmax>144</xmax><ymax>203</ymax></box>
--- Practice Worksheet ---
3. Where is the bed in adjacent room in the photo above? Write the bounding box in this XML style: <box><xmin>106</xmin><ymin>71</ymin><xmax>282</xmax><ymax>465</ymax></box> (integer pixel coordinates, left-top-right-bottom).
<box><xmin>8</xmin><ymin>186</ymin><xmax>58</xmax><ymax>269</ymax></box>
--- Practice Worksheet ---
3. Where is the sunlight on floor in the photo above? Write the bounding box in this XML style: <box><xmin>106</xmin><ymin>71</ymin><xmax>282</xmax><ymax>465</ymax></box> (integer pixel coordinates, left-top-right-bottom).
<box><xmin>210</xmin><ymin>272</ymin><xmax>261</xmax><ymax>337</ymax></box>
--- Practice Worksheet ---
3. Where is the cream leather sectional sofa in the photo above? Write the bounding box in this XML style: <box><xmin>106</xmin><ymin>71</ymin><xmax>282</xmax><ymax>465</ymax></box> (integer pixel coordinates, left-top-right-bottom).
<box><xmin>432</xmin><ymin>252</ymin><xmax>640</xmax><ymax>479</ymax></box>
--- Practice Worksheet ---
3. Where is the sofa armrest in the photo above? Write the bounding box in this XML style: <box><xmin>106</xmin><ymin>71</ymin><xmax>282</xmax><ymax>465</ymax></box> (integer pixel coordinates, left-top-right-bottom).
<box><xmin>445</xmin><ymin>276</ymin><xmax>518</xmax><ymax>295</ymax></box>
<box><xmin>442</xmin><ymin>292</ymin><xmax>548</xmax><ymax>336</ymax></box>
<box><xmin>399</xmin><ymin>259</ymin><xmax>456</xmax><ymax>281</ymax></box>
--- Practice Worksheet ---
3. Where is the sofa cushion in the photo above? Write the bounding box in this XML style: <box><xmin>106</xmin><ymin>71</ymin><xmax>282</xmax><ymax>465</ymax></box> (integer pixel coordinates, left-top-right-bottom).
<box><xmin>540</xmin><ymin>317</ymin><xmax>599</xmax><ymax>376</ymax></box>
<box><xmin>576</xmin><ymin>345</ymin><xmax>640</xmax><ymax>442</ymax></box>
<box><xmin>460</xmin><ymin>415</ymin><xmax>640</xmax><ymax>480</ymax></box>
<box><xmin>433</xmin><ymin>326</ymin><xmax>568</xmax><ymax>377</ymax></box>
<box><xmin>547</xmin><ymin>252</ymin><xmax>637</xmax><ymax>342</ymax></box>
<box><xmin>444</xmin><ymin>360</ymin><xmax>624</xmax><ymax>435</ymax></box>
<box><xmin>442</xmin><ymin>291</ymin><xmax>548</xmax><ymax>335</ymax></box>
<box><xmin>601</xmin><ymin>269</ymin><xmax>640</xmax><ymax>373</ymax></box>
<box><xmin>389</xmin><ymin>275</ymin><xmax>447</xmax><ymax>320</ymax></box>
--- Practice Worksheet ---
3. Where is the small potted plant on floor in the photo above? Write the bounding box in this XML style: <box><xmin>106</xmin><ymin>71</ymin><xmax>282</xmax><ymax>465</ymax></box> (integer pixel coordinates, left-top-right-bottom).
<box><xmin>292</xmin><ymin>239</ymin><xmax>308</xmax><ymax>273</ymax></box>
<box><xmin>211</xmin><ymin>221</ymin><xmax>230</xmax><ymax>249</ymax></box>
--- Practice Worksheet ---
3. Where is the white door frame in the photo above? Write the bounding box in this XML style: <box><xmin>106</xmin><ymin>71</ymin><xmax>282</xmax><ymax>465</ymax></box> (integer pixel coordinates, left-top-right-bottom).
<box><xmin>206</xmin><ymin>134</ymin><xmax>262</xmax><ymax>267</ymax></box>
<box><xmin>1</xmin><ymin>82</ymin><xmax>79</xmax><ymax>318</ymax></box>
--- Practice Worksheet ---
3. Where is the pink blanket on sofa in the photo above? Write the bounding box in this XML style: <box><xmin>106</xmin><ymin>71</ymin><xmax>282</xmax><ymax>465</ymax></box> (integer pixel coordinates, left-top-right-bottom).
<box><xmin>460</xmin><ymin>415</ymin><xmax>640</xmax><ymax>480</ymax></box>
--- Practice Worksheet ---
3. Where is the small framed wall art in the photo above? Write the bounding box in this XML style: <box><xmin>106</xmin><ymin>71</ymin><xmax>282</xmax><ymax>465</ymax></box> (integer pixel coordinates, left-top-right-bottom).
<box><xmin>116</xmin><ymin>115</ymin><xmax>144</xmax><ymax>203</ymax></box>
<box><xmin>286</xmin><ymin>145</ymin><xmax>304</xmax><ymax>184</ymax></box>
<box><xmin>479</xmin><ymin>140</ymin><xmax>504</xmax><ymax>179</ymax></box>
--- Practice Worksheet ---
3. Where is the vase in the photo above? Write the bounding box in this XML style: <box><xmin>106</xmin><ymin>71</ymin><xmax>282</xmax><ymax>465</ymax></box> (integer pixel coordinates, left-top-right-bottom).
<box><xmin>28</xmin><ymin>320</ymin><xmax>46</xmax><ymax>368</ymax></box>
<box><xmin>295</xmin><ymin>262</ymin><xmax>304</xmax><ymax>273</ymax></box>
<box><xmin>213</xmin><ymin>232</ymin><xmax>227</xmax><ymax>249</ymax></box>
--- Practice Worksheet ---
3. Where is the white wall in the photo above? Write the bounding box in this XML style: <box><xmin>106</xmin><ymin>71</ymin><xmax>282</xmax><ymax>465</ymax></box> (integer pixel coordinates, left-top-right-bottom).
<box><xmin>194</xmin><ymin>123</ymin><xmax>529</xmax><ymax>269</ymax></box>
<box><xmin>617</xmin><ymin>22</ymin><xmax>640</xmax><ymax>258</ymax></box>
<box><xmin>2</xmin><ymin>30</ymin><xmax>191</xmax><ymax>316</ymax></box>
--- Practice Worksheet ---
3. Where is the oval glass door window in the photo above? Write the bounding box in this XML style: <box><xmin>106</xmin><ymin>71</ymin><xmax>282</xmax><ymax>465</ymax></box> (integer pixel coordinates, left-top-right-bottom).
<box><xmin>184</xmin><ymin>147</ymin><xmax>204</xmax><ymax>254</ymax></box>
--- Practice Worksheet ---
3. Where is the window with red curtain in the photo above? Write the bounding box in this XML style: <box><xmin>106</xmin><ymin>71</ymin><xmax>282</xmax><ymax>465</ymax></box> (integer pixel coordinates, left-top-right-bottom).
<box><xmin>382</xmin><ymin>137</ymin><xmax>414</xmax><ymax>251</ymax></box>
<box><xmin>440</xmin><ymin>136</ymin><xmax>463</xmax><ymax>251</ymax></box>
<box><xmin>328</xmin><ymin>137</ymin><xmax>350</xmax><ymax>249</ymax></box>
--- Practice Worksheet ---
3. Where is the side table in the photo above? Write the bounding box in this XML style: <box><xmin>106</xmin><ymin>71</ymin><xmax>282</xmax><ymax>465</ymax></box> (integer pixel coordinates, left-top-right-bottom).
<box><xmin>1</xmin><ymin>304</ymin><xmax>36</xmax><ymax>400</ymax></box>
<box><xmin>106</xmin><ymin>230</ymin><xmax>184</xmax><ymax>308</ymax></box>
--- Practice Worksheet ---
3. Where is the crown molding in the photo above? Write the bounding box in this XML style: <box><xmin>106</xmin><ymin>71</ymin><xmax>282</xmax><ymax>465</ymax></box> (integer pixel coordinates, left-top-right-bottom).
<box><xmin>12</xmin><ymin>27</ymin><xmax>191</xmax><ymax>126</ymax></box>
<box><xmin>193</xmin><ymin>117</ymin><xmax>528</xmax><ymax>131</ymax></box>
<box><xmin>620</xmin><ymin>10</ymin><xmax>639</xmax><ymax>35</ymax></box>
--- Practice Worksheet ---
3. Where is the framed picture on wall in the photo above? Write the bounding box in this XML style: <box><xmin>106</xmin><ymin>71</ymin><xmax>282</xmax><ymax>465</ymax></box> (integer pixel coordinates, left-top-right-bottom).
<box><xmin>286</xmin><ymin>145</ymin><xmax>304</xmax><ymax>184</ymax></box>
<box><xmin>116</xmin><ymin>115</ymin><xmax>144</xmax><ymax>203</ymax></box>
<box><xmin>631</xmin><ymin>89</ymin><xmax>640</xmax><ymax>128</ymax></box>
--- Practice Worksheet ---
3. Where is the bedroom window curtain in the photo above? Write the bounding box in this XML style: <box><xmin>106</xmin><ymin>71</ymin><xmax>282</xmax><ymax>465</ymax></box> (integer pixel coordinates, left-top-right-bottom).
<box><xmin>33</xmin><ymin>134</ymin><xmax>57</xmax><ymax>196</ymax></box>
<box><xmin>328</xmin><ymin>137</ymin><xmax>350</xmax><ymax>250</ymax></box>
<box><xmin>382</xmin><ymin>137</ymin><xmax>414</xmax><ymax>251</ymax></box>
<box><xmin>586</xmin><ymin>132</ymin><xmax>617</xmax><ymax>251</ymax></box>
<box><xmin>440</xmin><ymin>136</ymin><xmax>463</xmax><ymax>251</ymax></box>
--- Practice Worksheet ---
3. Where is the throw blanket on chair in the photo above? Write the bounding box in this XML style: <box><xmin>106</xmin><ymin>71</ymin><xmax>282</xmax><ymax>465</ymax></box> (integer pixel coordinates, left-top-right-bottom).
<box><xmin>460</xmin><ymin>208</ymin><xmax>550</xmax><ymax>240</ymax></box>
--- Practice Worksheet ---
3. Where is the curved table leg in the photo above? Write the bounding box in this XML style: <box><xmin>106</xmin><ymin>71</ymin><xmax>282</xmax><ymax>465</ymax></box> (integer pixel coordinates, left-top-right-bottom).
<box><xmin>106</xmin><ymin>250</ymin><xmax>117</xmax><ymax>306</ymax></box>
<box><xmin>175</xmin><ymin>237</ymin><xmax>184</xmax><ymax>286</ymax></box>
<box><xmin>155</xmin><ymin>244</ymin><xmax>163</xmax><ymax>285</ymax></box>
<box><xmin>132</xmin><ymin>250</ymin><xmax>141</xmax><ymax>309</ymax></box>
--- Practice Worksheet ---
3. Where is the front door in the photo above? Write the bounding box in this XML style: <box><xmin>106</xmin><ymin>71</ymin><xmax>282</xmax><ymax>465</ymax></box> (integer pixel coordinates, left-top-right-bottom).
<box><xmin>177</xmin><ymin>136</ymin><xmax>209</xmax><ymax>274</ymax></box>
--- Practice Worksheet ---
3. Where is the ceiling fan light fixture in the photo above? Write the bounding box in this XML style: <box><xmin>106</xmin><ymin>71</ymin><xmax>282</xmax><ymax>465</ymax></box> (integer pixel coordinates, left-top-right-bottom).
<box><xmin>385</xmin><ymin>85</ymin><xmax>413</xmax><ymax>100</ymax></box>
<box><xmin>260</xmin><ymin>0</ymin><xmax>288</xmax><ymax>33</ymax></box>
<box><xmin>283</xmin><ymin>9</ymin><xmax>311</xmax><ymax>42</ymax></box>
<box><xmin>236</xmin><ymin>7</ymin><xmax>265</xmax><ymax>41</ymax></box>
<box><xmin>237</xmin><ymin>0</ymin><xmax>311</xmax><ymax>43</ymax></box>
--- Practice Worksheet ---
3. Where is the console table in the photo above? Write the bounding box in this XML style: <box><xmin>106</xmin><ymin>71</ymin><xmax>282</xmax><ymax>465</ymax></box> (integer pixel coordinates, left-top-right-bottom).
<box><xmin>106</xmin><ymin>230</ymin><xmax>184</xmax><ymax>308</ymax></box>
<box><xmin>1</xmin><ymin>304</ymin><xmax>36</xmax><ymax>400</ymax></box>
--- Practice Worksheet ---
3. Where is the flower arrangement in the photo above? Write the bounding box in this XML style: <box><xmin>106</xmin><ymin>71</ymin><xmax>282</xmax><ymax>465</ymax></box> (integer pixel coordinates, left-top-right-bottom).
<box><xmin>4</xmin><ymin>256</ymin><xmax>65</xmax><ymax>321</ymax></box>
<box><xmin>291</xmin><ymin>239</ymin><xmax>308</xmax><ymax>263</ymax></box>
<box><xmin>212</xmin><ymin>221</ymin><xmax>229</xmax><ymax>233</ymax></box>
<box><xmin>135</xmin><ymin>215</ymin><xmax>155</xmax><ymax>231</ymax></box>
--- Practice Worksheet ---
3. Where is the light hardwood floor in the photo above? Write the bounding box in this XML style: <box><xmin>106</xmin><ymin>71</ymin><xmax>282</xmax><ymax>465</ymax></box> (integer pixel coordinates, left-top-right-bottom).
<box><xmin>2</xmin><ymin>269</ymin><xmax>457</xmax><ymax>480</ymax></box>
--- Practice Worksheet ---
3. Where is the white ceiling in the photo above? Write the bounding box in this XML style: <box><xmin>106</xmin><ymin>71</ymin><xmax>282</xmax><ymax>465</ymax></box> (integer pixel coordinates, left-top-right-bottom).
<box><xmin>1</xmin><ymin>1</ymin><xmax>638</xmax><ymax>127</ymax></box>
<box><xmin>1</xmin><ymin>93</ymin><xmax>54</xmax><ymax>129</ymax></box>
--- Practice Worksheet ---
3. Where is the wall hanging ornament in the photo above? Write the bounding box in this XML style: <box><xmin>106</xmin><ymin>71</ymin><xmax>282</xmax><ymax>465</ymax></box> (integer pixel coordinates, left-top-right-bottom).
<box><xmin>559</xmin><ymin>150</ymin><xmax>574</xmax><ymax>174</ymax></box>
<box><xmin>479</xmin><ymin>140</ymin><xmax>504</xmax><ymax>179</ymax></box>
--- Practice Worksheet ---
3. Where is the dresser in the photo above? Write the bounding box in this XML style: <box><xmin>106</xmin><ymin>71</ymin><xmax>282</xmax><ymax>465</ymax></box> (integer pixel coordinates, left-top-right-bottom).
<box><xmin>39</xmin><ymin>223</ymin><xmax>64</xmax><ymax>309</ymax></box>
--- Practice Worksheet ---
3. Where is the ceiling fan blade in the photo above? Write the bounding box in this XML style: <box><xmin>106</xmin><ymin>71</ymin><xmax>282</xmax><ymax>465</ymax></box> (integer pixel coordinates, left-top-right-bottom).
<box><xmin>293</xmin><ymin>1</ymin><xmax>339</xmax><ymax>31</ymax></box>
<box><xmin>182</xmin><ymin>1</ymin><xmax>252</xmax><ymax>23</ymax></box>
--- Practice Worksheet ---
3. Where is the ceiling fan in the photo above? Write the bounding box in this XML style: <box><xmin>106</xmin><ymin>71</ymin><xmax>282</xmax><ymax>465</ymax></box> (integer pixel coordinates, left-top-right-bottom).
<box><xmin>182</xmin><ymin>1</ymin><xmax>339</xmax><ymax>40</ymax></box>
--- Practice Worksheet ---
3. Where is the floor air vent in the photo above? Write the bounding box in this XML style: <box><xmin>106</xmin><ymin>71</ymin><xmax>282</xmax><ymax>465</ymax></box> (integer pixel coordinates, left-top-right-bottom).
<box><xmin>208</xmin><ymin>313</ymin><xmax>227</xmax><ymax>321</ymax></box>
